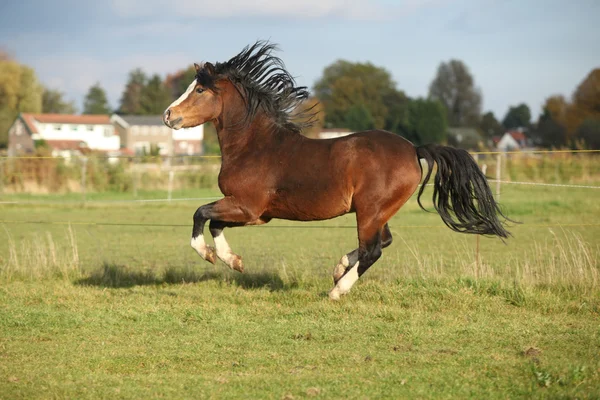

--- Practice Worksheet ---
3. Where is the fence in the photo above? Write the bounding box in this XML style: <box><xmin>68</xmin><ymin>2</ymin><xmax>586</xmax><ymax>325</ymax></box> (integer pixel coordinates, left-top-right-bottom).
<box><xmin>1</xmin><ymin>149</ymin><xmax>599</xmax><ymax>285</ymax></box>
<box><xmin>1</xmin><ymin>150</ymin><xmax>599</xmax><ymax>204</ymax></box>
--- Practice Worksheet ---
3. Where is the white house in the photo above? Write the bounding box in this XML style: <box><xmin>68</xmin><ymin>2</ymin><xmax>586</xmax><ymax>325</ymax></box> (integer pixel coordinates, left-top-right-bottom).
<box><xmin>7</xmin><ymin>113</ymin><xmax>120</xmax><ymax>156</ymax></box>
<box><xmin>495</xmin><ymin>130</ymin><xmax>528</xmax><ymax>152</ymax></box>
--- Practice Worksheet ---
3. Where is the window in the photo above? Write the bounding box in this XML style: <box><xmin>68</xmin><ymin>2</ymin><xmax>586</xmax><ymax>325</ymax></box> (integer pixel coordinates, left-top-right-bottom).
<box><xmin>104</xmin><ymin>127</ymin><xmax>113</xmax><ymax>138</ymax></box>
<box><xmin>87</xmin><ymin>125</ymin><xmax>94</xmax><ymax>131</ymax></box>
<box><xmin>55</xmin><ymin>125</ymin><xmax>62</xmax><ymax>131</ymax></box>
<box><xmin>71</xmin><ymin>125</ymin><xmax>78</xmax><ymax>131</ymax></box>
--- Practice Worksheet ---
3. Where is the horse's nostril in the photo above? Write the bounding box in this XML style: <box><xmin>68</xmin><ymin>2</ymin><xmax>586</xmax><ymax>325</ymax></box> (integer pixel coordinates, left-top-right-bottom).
<box><xmin>163</xmin><ymin>109</ymin><xmax>171</xmax><ymax>124</ymax></box>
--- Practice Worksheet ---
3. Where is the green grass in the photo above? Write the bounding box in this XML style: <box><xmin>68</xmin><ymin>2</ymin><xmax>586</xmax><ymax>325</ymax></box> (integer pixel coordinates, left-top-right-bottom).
<box><xmin>0</xmin><ymin>184</ymin><xmax>599</xmax><ymax>398</ymax></box>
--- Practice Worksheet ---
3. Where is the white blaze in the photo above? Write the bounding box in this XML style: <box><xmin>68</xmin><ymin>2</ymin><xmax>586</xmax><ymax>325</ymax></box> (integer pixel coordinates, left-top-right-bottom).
<box><xmin>169</xmin><ymin>79</ymin><xmax>197</xmax><ymax>108</ymax></box>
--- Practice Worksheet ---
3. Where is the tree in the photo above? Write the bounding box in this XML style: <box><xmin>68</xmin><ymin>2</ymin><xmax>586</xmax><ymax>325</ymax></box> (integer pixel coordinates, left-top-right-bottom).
<box><xmin>344</xmin><ymin>104</ymin><xmax>375</xmax><ymax>132</ymax></box>
<box><xmin>566</xmin><ymin>68</ymin><xmax>600</xmax><ymax>137</ymax></box>
<box><xmin>0</xmin><ymin>59</ymin><xmax>43</xmax><ymax>147</ymax></box>
<box><xmin>479</xmin><ymin>111</ymin><xmax>504</xmax><ymax>138</ymax></box>
<box><xmin>140</xmin><ymin>74</ymin><xmax>171</xmax><ymax>115</ymax></box>
<box><xmin>572</xmin><ymin>68</ymin><xmax>600</xmax><ymax>115</ymax></box>
<box><xmin>118</xmin><ymin>68</ymin><xmax>147</xmax><ymax>115</ymax></box>
<box><xmin>42</xmin><ymin>88</ymin><xmax>76</xmax><ymax>114</ymax></box>
<box><xmin>83</xmin><ymin>83</ymin><xmax>111</xmax><ymax>115</ymax></box>
<box><xmin>313</xmin><ymin>60</ymin><xmax>400</xmax><ymax>130</ymax></box>
<box><xmin>404</xmin><ymin>98</ymin><xmax>447</xmax><ymax>145</ymax></box>
<box><xmin>502</xmin><ymin>103</ymin><xmax>531</xmax><ymax>130</ymax></box>
<box><xmin>382</xmin><ymin>89</ymin><xmax>409</xmax><ymax>133</ymax></box>
<box><xmin>576</xmin><ymin>118</ymin><xmax>600</xmax><ymax>149</ymax></box>
<box><xmin>428</xmin><ymin>59</ymin><xmax>482</xmax><ymax>127</ymax></box>
<box><xmin>533</xmin><ymin>107</ymin><xmax>567</xmax><ymax>147</ymax></box>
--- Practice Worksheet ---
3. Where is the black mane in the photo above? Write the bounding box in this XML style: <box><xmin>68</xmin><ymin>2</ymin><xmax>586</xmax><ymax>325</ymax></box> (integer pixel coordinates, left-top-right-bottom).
<box><xmin>196</xmin><ymin>41</ymin><xmax>314</xmax><ymax>132</ymax></box>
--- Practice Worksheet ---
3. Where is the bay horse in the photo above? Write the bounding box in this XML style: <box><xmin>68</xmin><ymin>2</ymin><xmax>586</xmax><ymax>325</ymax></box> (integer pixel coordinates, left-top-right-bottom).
<box><xmin>163</xmin><ymin>42</ymin><xmax>511</xmax><ymax>300</ymax></box>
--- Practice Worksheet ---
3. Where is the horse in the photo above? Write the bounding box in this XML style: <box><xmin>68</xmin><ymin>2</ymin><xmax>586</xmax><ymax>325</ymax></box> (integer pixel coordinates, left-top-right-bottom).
<box><xmin>163</xmin><ymin>41</ymin><xmax>511</xmax><ymax>300</ymax></box>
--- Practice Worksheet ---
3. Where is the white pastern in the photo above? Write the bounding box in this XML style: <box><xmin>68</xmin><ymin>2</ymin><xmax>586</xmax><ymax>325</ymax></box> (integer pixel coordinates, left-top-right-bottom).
<box><xmin>190</xmin><ymin>234</ymin><xmax>207</xmax><ymax>257</ymax></box>
<box><xmin>329</xmin><ymin>261</ymin><xmax>360</xmax><ymax>300</ymax></box>
<box><xmin>169</xmin><ymin>79</ymin><xmax>196</xmax><ymax>108</ymax></box>
<box><xmin>214</xmin><ymin>233</ymin><xmax>235</xmax><ymax>266</ymax></box>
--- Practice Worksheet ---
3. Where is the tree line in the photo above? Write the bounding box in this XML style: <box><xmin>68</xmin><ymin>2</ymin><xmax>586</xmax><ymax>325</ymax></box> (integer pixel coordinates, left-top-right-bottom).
<box><xmin>1</xmin><ymin>49</ymin><xmax>598</xmax><ymax>150</ymax></box>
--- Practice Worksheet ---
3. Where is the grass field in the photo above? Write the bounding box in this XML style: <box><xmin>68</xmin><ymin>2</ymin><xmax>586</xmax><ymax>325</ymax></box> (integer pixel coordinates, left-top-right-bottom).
<box><xmin>1</xmin><ymin>183</ymin><xmax>599</xmax><ymax>398</ymax></box>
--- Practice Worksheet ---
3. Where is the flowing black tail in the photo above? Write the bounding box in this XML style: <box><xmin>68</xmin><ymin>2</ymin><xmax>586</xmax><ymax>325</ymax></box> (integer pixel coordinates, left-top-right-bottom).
<box><xmin>416</xmin><ymin>144</ymin><xmax>511</xmax><ymax>238</ymax></box>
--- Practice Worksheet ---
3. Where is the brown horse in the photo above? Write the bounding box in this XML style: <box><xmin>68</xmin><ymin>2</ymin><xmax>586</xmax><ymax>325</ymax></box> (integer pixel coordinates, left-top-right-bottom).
<box><xmin>163</xmin><ymin>42</ymin><xmax>510</xmax><ymax>300</ymax></box>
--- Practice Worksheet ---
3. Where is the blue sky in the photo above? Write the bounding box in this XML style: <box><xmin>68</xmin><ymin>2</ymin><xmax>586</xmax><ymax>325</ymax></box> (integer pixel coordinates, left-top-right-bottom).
<box><xmin>1</xmin><ymin>0</ymin><xmax>598</xmax><ymax>120</ymax></box>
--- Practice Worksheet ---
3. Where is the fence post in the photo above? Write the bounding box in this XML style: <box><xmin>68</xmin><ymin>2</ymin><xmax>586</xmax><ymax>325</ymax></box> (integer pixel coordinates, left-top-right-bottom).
<box><xmin>495</xmin><ymin>153</ymin><xmax>502</xmax><ymax>201</ymax></box>
<box><xmin>132</xmin><ymin>158</ymin><xmax>138</xmax><ymax>198</ymax></box>
<box><xmin>0</xmin><ymin>159</ymin><xmax>4</xmax><ymax>194</ymax></box>
<box><xmin>81</xmin><ymin>156</ymin><xmax>88</xmax><ymax>205</ymax></box>
<box><xmin>168</xmin><ymin>170</ymin><xmax>175</xmax><ymax>201</ymax></box>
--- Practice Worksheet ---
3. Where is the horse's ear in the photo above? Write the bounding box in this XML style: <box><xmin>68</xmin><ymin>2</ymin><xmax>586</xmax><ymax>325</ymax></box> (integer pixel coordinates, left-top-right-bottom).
<box><xmin>203</xmin><ymin>62</ymin><xmax>216</xmax><ymax>75</ymax></box>
<box><xmin>194</xmin><ymin>63</ymin><xmax>201</xmax><ymax>72</ymax></box>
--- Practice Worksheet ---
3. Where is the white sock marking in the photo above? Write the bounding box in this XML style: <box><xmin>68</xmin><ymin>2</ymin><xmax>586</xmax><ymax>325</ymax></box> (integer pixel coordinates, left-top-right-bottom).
<box><xmin>214</xmin><ymin>233</ymin><xmax>235</xmax><ymax>265</ymax></box>
<box><xmin>329</xmin><ymin>261</ymin><xmax>360</xmax><ymax>300</ymax></box>
<box><xmin>169</xmin><ymin>79</ymin><xmax>196</xmax><ymax>108</ymax></box>
<box><xmin>190</xmin><ymin>234</ymin><xmax>207</xmax><ymax>257</ymax></box>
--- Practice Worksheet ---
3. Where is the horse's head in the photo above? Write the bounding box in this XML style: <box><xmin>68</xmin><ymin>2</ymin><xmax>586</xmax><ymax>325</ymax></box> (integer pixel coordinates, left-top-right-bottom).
<box><xmin>163</xmin><ymin>63</ymin><xmax>223</xmax><ymax>130</ymax></box>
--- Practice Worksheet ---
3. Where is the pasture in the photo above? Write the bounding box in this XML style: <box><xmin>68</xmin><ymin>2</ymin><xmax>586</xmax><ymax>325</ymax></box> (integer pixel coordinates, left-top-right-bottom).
<box><xmin>1</xmin><ymin>180</ymin><xmax>599</xmax><ymax>398</ymax></box>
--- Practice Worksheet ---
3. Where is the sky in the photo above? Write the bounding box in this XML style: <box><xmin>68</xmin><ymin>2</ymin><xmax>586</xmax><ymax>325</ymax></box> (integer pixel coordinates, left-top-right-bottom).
<box><xmin>1</xmin><ymin>0</ymin><xmax>599</xmax><ymax>120</ymax></box>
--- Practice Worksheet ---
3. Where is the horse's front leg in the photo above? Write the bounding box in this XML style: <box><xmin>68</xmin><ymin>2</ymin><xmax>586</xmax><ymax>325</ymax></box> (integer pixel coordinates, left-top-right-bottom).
<box><xmin>191</xmin><ymin>197</ymin><xmax>266</xmax><ymax>272</ymax></box>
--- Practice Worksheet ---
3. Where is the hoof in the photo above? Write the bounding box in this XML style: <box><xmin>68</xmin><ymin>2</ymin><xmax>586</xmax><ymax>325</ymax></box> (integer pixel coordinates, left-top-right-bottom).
<box><xmin>231</xmin><ymin>255</ymin><xmax>244</xmax><ymax>273</ymax></box>
<box><xmin>332</xmin><ymin>263</ymin><xmax>346</xmax><ymax>284</ymax></box>
<box><xmin>205</xmin><ymin>246</ymin><xmax>216</xmax><ymax>264</ymax></box>
<box><xmin>328</xmin><ymin>287</ymin><xmax>342</xmax><ymax>301</ymax></box>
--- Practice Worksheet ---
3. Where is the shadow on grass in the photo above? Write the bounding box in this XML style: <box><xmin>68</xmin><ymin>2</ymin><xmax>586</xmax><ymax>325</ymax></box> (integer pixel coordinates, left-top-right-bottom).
<box><xmin>75</xmin><ymin>262</ymin><xmax>297</xmax><ymax>291</ymax></box>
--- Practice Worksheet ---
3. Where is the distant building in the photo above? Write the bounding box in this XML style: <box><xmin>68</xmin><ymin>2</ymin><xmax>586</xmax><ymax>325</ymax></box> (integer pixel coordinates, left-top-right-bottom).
<box><xmin>7</xmin><ymin>113</ymin><xmax>119</xmax><ymax>156</ymax></box>
<box><xmin>111</xmin><ymin>115</ymin><xmax>204</xmax><ymax>156</ymax></box>
<box><xmin>318</xmin><ymin>128</ymin><xmax>352</xmax><ymax>140</ymax></box>
<box><xmin>495</xmin><ymin>130</ymin><xmax>528</xmax><ymax>151</ymax></box>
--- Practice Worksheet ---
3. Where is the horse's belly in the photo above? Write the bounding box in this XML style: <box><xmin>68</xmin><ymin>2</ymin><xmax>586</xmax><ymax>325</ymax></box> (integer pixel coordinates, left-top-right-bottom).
<box><xmin>263</xmin><ymin>190</ymin><xmax>352</xmax><ymax>221</ymax></box>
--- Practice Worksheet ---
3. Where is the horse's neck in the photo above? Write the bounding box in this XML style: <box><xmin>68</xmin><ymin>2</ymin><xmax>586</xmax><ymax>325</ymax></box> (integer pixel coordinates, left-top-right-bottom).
<box><xmin>215</xmin><ymin>113</ymin><xmax>301</xmax><ymax>163</ymax></box>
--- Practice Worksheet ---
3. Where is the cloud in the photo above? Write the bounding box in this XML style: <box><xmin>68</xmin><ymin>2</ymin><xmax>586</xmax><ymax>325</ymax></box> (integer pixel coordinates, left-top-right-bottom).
<box><xmin>110</xmin><ymin>0</ymin><xmax>450</xmax><ymax>21</ymax></box>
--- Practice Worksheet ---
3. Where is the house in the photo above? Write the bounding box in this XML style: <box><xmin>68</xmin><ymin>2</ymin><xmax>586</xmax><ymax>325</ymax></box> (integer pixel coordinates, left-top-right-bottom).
<box><xmin>318</xmin><ymin>128</ymin><xmax>352</xmax><ymax>140</ymax></box>
<box><xmin>111</xmin><ymin>115</ymin><xmax>204</xmax><ymax>156</ymax></box>
<box><xmin>495</xmin><ymin>130</ymin><xmax>528</xmax><ymax>151</ymax></box>
<box><xmin>7</xmin><ymin>113</ymin><xmax>119</xmax><ymax>156</ymax></box>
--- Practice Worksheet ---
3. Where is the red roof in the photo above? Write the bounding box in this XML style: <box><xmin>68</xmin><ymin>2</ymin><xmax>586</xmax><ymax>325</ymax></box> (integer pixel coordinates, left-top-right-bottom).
<box><xmin>21</xmin><ymin>113</ymin><xmax>40</xmax><ymax>134</ymax></box>
<box><xmin>31</xmin><ymin>113</ymin><xmax>111</xmax><ymax>124</ymax></box>
<box><xmin>508</xmin><ymin>130</ymin><xmax>526</xmax><ymax>141</ymax></box>
<box><xmin>20</xmin><ymin>113</ymin><xmax>112</xmax><ymax>135</ymax></box>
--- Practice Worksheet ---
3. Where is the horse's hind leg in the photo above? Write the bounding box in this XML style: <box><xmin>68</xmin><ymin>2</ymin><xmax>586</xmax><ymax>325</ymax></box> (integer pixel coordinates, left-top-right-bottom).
<box><xmin>332</xmin><ymin>223</ymin><xmax>392</xmax><ymax>283</ymax></box>
<box><xmin>329</xmin><ymin>216</ymin><xmax>384</xmax><ymax>300</ymax></box>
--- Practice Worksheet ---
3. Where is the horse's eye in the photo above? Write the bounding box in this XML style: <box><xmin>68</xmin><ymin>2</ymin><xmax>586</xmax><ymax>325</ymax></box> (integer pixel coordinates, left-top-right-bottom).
<box><xmin>196</xmin><ymin>88</ymin><xmax>204</xmax><ymax>94</ymax></box>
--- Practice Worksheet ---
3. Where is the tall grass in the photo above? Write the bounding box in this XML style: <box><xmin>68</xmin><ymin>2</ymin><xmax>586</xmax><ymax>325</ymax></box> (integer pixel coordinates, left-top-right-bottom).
<box><xmin>0</xmin><ymin>225</ymin><xmax>80</xmax><ymax>281</ymax></box>
<box><xmin>391</xmin><ymin>230</ymin><xmax>598</xmax><ymax>294</ymax></box>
